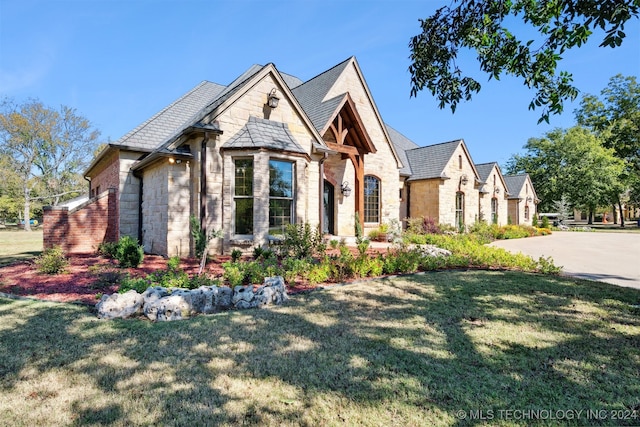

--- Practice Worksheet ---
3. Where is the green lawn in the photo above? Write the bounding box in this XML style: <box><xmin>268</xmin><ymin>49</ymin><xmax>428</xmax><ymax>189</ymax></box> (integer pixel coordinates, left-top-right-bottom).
<box><xmin>0</xmin><ymin>229</ymin><xmax>43</xmax><ymax>266</ymax></box>
<box><xmin>1</xmin><ymin>271</ymin><xmax>638</xmax><ymax>426</ymax></box>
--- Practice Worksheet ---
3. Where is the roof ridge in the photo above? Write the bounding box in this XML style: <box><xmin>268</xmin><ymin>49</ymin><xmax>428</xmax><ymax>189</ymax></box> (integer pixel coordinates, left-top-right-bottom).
<box><xmin>405</xmin><ymin>139</ymin><xmax>461</xmax><ymax>153</ymax></box>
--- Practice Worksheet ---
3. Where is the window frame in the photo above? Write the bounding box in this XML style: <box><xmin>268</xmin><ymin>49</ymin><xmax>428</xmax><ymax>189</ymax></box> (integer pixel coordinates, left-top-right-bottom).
<box><xmin>455</xmin><ymin>191</ymin><xmax>465</xmax><ymax>230</ymax></box>
<box><xmin>363</xmin><ymin>175</ymin><xmax>381</xmax><ymax>224</ymax></box>
<box><xmin>268</xmin><ymin>158</ymin><xmax>295</xmax><ymax>235</ymax></box>
<box><xmin>233</xmin><ymin>158</ymin><xmax>254</xmax><ymax>235</ymax></box>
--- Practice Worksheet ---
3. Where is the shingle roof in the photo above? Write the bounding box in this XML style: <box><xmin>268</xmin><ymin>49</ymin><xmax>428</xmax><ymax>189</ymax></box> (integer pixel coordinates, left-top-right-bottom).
<box><xmin>114</xmin><ymin>81</ymin><xmax>226</xmax><ymax>151</ymax></box>
<box><xmin>385</xmin><ymin>124</ymin><xmax>419</xmax><ymax>176</ymax></box>
<box><xmin>291</xmin><ymin>57</ymin><xmax>352</xmax><ymax>132</ymax></box>
<box><xmin>475</xmin><ymin>162</ymin><xmax>498</xmax><ymax>193</ymax></box>
<box><xmin>222</xmin><ymin>116</ymin><xmax>306</xmax><ymax>154</ymax></box>
<box><xmin>405</xmin><ymin>140</ymin><xmax>462</xmax><ymax>181</ymax></box>
<box><xmin>504</xmin><ymin>174</ymin><xmax>528</xmax><ymax>197</ymax></box>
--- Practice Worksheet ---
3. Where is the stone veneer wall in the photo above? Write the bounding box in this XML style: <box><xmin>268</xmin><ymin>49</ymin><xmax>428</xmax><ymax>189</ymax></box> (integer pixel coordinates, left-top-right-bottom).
<box><xmin>43</xmin><ymin>189</ymin><xmax>117</xmax><ymax>253</ymax></box>
<box><xmin>408</xmin><ymin>180</ymin><xmax>440</xmax><ymax>222</ymax></box>
<box><xmin>141</xmin><ymin>162</ymin><xmax>169</xmax><ymax>255</ymax></box>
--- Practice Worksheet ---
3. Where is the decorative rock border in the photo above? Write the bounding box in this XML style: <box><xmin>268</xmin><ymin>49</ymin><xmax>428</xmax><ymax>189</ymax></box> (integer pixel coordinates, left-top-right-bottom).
<box><xmin>96</xmin><ymin>276</ymin><xmax>288</xmax><ymax>321</ymax></box>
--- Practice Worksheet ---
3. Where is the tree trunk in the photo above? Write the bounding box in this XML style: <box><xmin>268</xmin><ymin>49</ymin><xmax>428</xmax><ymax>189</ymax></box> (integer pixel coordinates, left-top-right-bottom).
<box><xmin>23</xmin><ymin>186</ymin><xmax>31</xmax><ymax>232</ymax></box>
<box><xmin>618</xmin><ymin>199</ymin><xmax>625</xmax><ymax>228</ymax></box>
<box><xmin>588</xmin><ymin>210</ymin><xmax>593</xmax><ymax>225</ymax></box>
<box><xmin>612</xmin><ymin>204</ymin><xmax>618</xmax><ymax>224</ymax></box>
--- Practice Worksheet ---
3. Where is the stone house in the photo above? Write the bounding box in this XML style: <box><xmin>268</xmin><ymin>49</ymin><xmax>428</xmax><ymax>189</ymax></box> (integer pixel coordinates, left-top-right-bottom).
<box><xmin>402</xmin><ymin>139</ymin><xmax>482</xmax><ymax>230</ymax></box>
<box><xmin>81</xmin><ymin>57</ymin><xmax>403</xmax><ymax>256</ymax></box>
<box><xmin>475</xmin><ymin>162</ymin><xmax>509</xmax><ymax>225</ymax></box>
<box><xmin>503</xmin><ymin>173</ymin><xmax>538</xmax><ymax>225</ymax></box>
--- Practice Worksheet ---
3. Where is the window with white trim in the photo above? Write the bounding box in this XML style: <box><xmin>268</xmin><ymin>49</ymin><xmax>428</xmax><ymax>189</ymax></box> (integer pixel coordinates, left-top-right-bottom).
<box><xmin>234</xmin><ymin>159</ymin><xmax>253</xmax><ymax>234</ymax></box>
<box><xmin>364</xmin><ymin>175</ymin><xmax>380</xmax><ymax>223</ymax></box>
<box><xmin>269</xmin><ymin>159</ymin><xmax>294</xmax><ymax>235</ymax></box>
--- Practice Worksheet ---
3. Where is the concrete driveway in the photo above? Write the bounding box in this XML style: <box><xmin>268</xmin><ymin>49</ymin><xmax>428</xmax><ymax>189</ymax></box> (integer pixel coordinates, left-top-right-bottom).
<box><xmin>490</xmin><ymin>231</ymin><xmax>640</xmax><ymax>289</ymax></box>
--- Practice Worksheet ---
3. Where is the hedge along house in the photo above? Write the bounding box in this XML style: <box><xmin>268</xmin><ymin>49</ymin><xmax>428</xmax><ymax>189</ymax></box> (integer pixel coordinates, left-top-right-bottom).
<box><xmin>403</xmin><ymin>140</ymin><xmax>481</xmax><ymax>230</ymax></box>
<box><xmin>503</xmin><ymin>173</ymin><xmax>539</xmax><ymax>225</ymax></box>
<box><xmin>475</xmin><ymin>162</ymin><xmax>510</xmax><ymax>225</ymax></box>
<box><xmin>82</xmin><ymin>57</ymin><xmax>403</xmax><ymax>257</ymax></box>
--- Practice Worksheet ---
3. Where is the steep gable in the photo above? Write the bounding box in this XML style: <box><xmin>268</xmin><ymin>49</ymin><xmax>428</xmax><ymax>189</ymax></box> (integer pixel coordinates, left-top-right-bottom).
<box><xmin>475</xmin><ymin>162</ymin><xmax>509</xmax><ymax>195</ymax></box>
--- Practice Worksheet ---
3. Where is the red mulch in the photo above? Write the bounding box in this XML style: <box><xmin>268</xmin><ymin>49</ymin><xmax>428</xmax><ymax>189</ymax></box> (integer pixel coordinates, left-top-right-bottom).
<box><xmin>0</xmin><ymin>255</ymin><xmax>323</xmax><ymax>306</ymax></box>
<box><xmin>0</xmin><ymin>247</ymin><xmax>392</xmax><ymax>306</ymax></box>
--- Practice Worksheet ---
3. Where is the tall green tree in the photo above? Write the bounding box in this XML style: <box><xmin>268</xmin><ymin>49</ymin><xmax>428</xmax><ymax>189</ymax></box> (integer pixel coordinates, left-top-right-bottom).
<box><xmin>409</xmin><ymin>0</ymin><xmax>639</xmax><ymax>123</ymax></box>
<box><xmin>575</xmin><ymin>74</ymin><xmax>640</xmax><ymax>222</ymax></box>
<box><xmin>507</xmin><ymin>127</ymin><xmax>624</xmax><ymax>222</ymax></box>
<box><xmin>0</xmin><ymin>99</ymin><xmax>100</xmax><ymax>231</ymax></box>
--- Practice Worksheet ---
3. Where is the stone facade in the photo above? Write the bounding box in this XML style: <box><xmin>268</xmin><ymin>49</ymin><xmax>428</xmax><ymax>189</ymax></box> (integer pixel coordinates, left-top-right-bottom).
<box><xmin>477</xmin><ymin>164</ymin><xmax>509</xmax><ymax>225</ymax></box>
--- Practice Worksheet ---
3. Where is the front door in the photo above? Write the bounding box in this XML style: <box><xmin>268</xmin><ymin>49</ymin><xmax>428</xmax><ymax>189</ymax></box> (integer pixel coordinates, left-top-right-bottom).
<box><xmin>323</xmin><ymin>180</ymin><xmax>335</xmax><ymax>234</ymax></box>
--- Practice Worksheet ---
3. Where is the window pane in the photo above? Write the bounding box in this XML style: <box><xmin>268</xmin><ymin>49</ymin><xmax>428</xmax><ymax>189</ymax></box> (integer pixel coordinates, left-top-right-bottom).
<box><xmin>235</xmin><ymin>159</ymin><xmax>253</xmax><ymax>196</ymax></box>
<box><xmin>364</xmin><ymin>175</ymin><xmax>380</xmax><ymax>223</ymax></box>
<box><xmin>269</xmin><ymin>160</ymin><xmax>293</xmax><ymax>197</ymax></box>
<box><xmin>235</xmin><ymin>198</ymin><xmax>253</xmax><ymax>234</ymax></box>
<box><xmin>269</xmin><ymin>199</ymin><xmax>292</xmax><ymax>235</ymax></box>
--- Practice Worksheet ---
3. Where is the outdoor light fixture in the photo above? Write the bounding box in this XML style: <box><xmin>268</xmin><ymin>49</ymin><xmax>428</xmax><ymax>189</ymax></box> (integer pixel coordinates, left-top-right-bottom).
<box><xmin>494</xmin><ymin>186</ymin><xmax>500</xmax><ymax>194</ymax></box>
<box><xmin>267</xmin><ymin>88</ymin><xmax>280</xmax><ymax>109</ymax></box>
<box><xmin>341</xmin><ymin>181</ymin><xmax>352</xmax><ymax>197</ymax></box>
<box><xmin>460</xmin><ymin>174</ymin><xmax>469</xmax><ymax>186</ymax></box>
<box><xmin>526</xmin><ymin>196</ymin><xmax>533</xmax><ymax>202</ymax></box>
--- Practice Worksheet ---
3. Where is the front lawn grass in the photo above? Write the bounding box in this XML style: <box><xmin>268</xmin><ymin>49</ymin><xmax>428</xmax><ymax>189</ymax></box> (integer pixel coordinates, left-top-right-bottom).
<box><xmin>0</xmin><ymin>229</ymin><xmax>42</xmax><ymax>266</ymax></box>
<box><xmin>1</xmin><ymin>270</ymin><xmax>639</xmax><ymax>426</ymax></box>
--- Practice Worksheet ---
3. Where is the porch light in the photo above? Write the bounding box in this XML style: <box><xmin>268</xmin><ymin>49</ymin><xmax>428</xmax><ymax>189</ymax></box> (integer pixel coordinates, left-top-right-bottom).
<box><xmin>341</xmin><ymin>181</ymin><xmax>352</xmax><ymax>197</ymax></box>
<box><xmin>460</xmin><ymin>174</ymin><xmax>469</xmax><ymax>186</ymax></box>
<box><xmin>267</xmin><ymin>88</ymin><xmax>280</xmax><ymax>109</ymax></box>
<box><xmin>526</xmin><ymin>196</ymin><xmax>533</xmax><ymax>202</ymax></box>
<box><xmin>494</xmin><ymin>186</ymin><xmax>500</xmax><ymax>194</ymax></box>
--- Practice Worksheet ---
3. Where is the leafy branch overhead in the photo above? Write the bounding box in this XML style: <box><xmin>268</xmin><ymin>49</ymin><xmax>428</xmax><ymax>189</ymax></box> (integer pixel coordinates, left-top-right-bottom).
<box><xmin>408</xmin><ymin>0</ymin><xmax>639</xmax><ymax>123</ymax></box>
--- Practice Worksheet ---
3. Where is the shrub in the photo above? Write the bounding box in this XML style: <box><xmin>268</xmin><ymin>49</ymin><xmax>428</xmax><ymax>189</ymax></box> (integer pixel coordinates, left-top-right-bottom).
<box><xmin>406</xmin><ymin>216</ymin><xmax>441</xmax><ymax>235</ymax></box>
<box><xmin>532</xmin><ymin>215</ymin><xmax>539</xmax><ymax>227</ymax></box>
<box><xmin>35</xmin><ymin>246</ymin><xmax>69</xmax><ymax>275</ymax></box>
<box><xmin>167</xmin><ymin>256</ymin><xmax>181</xmax><ymax>272</ymax></box>
<box><xmin>541</xmin><ymin>216</ymin><xmax>550</xmax><ymax>229</ymax></box>
<box><xmin>118</xmin><ymin>276</ymin><xmax>151</xmax><ymax>294</ymax></box>
<box><xmin>231</xmin><ymin>249</ymin><xmax>243</xmax><ymax>262</ymax></box>
<box><xmin>308</xmin><ymin>262</ymin><xmax>331</xmax><ymax>285</ymax></box>
<box><xmin>279</xmin><ymin>223</ymin><xmax>324</xmax><ymax>258</ymax></box>
<box><xmin>222</xmin><ymin>261</ymin><xmax>245</xmax><ymax>287</ymax></box>
<box><xmin>329</xmin><ymin>239</ymin><xmax>339</xmax><ymax>249</ymax></box>
<box><xmin>115</xmin><ymin>236</ymin><xmax>144</xmax><ymax>268</ymax></box>
<box><xmin>98</xmin><ymin>241</ymin><xmax>118</xmax><ymax>258</ymax></box>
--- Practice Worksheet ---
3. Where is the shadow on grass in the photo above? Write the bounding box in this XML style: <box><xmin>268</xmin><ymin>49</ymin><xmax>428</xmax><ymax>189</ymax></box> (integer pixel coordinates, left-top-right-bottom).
<box><xmin>0</xmin><ymin>271</ymin><xmax>639</xmax><ymax>425</ymax></box>
<box><xmin>0</xmin><ymin>251</ymin><xmax>41</xmax><ymax>267</ymax></box>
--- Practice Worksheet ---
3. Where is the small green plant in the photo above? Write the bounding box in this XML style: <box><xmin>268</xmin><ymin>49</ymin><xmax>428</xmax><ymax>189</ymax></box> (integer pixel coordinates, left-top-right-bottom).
<box><xmin>231</xmin><ymin>249</ymin><xmax>243</xmax><ymax>262</ymax></box>
<box><xmin>354</xmin><ymin>212</ymin><xmax>364</xmax><ymax>244</ymax></box>
<box><xmin>222</xmin><ymin>261</ymin><xmax>245</xmax><ymax>287</ymax></box>
<box><xmin>541</xmin><ymin>216</ymin><xmax>550</xmax><ymax>229</ymax></box>
<box><xmin>190</xmin><ymin>216</ymin><xmax>222</xmax><ymax>259</ymax></box>
<box><xmin>329</xmin><ymin>239</ymin><xmax>339</xmax><ymax>249</ymax></box>
<box><xmin>167</xmin><ymin>256</ymin><xmax>181</xmax><ymax>272</ymax></box>
<box><xmin>118</xmin><ymin>275</ymin><xmax>151</xmax><ymax>293</ymax></box>
<box><xmin>532</xmin><ymin>215</ymin><xmax>539</xmax><ymax>227</ymax></box>
<box><xmin>98</xmin><ymin>241</ymin><xmax>119</xmax><ymax>258</ymax></box>
<box><xmin>115</xmin><ymin>235</ymin><xmax>144</xmax><ymax>268</ymax></box>
<box><xmin>35</xmin><ymin>246</ymin><xmax>69</xmax><ymax>275</ymax></box>
<box><xmin>279</xmin><ymin>223</ymin><xmax>324</xmax><ymax>258</ymax></box>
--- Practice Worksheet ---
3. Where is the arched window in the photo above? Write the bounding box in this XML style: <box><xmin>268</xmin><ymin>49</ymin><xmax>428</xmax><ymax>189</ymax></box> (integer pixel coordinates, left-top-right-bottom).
<box><xmin>524</xmin><ymin>205</ymin><xmax>530</xmax><ymax>221</ymax></box>
<box><xmin>491</xmin><ymin>197</ymin><xmax>498</xmax><ymax>224</ymax></box>
<box><xmin>455</xmin><ymin>192</ymin><xmax>465</xmax><ymax>230</ymax></box>
<box><xmin>364</xmin><ymin>175</ymin><xmax>380</xmax><ymax>223</ymax></box>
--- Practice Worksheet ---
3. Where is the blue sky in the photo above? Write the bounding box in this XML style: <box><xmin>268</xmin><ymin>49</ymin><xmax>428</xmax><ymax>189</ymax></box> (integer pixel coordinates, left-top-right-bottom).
<box><xmin>1</xmin><ymin>0</ymin><xmax>638</xmax><ymax>166</ymax></box>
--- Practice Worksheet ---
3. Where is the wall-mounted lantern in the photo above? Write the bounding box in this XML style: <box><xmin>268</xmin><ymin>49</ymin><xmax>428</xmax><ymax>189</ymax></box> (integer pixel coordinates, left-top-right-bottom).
<box><xmin>341</xmin><ymin>181</ymin><xmax>352</xmax><ymax>197</ymax></box>
<box><xmin>460</xmin><ymin>174</ymin><xmax>469</xmax><ymax>186</ymax></box>
<box><xmin>494</xmin><ymin>186</ymin><xmax>500</xmax><ymax>194</ymax></box>
<box><xmin>267</xmin><ymin>88</ymin><xmax>280</xmax><ymax>109</ymax></box>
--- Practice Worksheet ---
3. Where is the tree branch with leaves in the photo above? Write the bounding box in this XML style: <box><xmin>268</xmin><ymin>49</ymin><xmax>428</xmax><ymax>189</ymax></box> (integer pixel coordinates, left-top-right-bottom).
<box><xmin>409</xmin><ymin>0</ymin><xmax>639</xmax><ymax>123</ymax></box>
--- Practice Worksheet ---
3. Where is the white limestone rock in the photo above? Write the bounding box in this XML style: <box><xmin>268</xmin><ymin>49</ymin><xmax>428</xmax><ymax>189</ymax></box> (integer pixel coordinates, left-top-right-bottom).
<box><xmin>96</xmin><ymin>290</ymin><xmax>144</xmax><ymax>319</ymax></box>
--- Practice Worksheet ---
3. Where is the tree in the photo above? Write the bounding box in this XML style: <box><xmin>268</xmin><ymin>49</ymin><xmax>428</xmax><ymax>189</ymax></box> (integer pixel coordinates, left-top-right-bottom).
<box><xmin>575</xmin><ymin>75</ymin><xmax>640</xmax><ymax>223</ymax></box>
<box><xmin>0</xmin><ymin>99</ymin><xmax>100</xmax><ymax>231</ymax></box>
<box><xmin>507</xmin><ymin>126</ymin><xmax>624</xmax><ymax>222</ymax></box>
<box><xmin>409</xmin><ymin>0</ymin><xmax>639</xmax><ymax>123</ymax></box>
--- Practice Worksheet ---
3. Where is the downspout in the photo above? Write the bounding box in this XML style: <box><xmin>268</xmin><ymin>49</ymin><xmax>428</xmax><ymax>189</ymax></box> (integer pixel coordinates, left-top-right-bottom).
<box><xmin>84</xmin><ymin>176</ymin><xmax>91</xmax><ymax>197</ymax></box>
<box><xmin>200</xmin><ymin>132</ymin><xmax>210</xmax><ymax>236</ymax></box>
<box><xmin>406</xmin><ymin>182</ymin><xmax>411</xmax><ymax>228</ymax></box>
<box><xmin>319</xmin><ymin>152</ymin><xmax>327</xmax><ymax>234</ymax></box>
<box><xmin>133</xmin><ymin>170</ymin><xmax>143</xmax><ymax>243</ymax></box>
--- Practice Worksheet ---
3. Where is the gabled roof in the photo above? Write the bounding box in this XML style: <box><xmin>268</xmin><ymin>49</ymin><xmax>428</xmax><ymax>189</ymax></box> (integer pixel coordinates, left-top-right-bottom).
<box><xmin>222</xmin><ymin>116</ymin><xmax>306</xmax><ymax>154</ymax></box>
<box><xmin>503</xmin><ymin>173</ymin><xmax>537</xmax><ymax>201</ymax></box>
<box><xmin>406</xmin><ymin>139</ymin><xmax>480</xmax><ymax>181</ymax></box>
<box><xmin>291</xmin><ymin>58</ymin><xmax>352</xmax><ymax>132</ymax></box>
<box><xmin>386</xmin><ymin>124</ymin><xmax>419</xmax><ymax>176</ymax></box>
<box><xmin>475</xmin><ymin>162</ymin><xmax>510</xmax><ymax>195</ymax></box>
<box><xmin>114</xmin><ymin>81</ymin><xmax>226</xmax><ymax>151</ymax></box>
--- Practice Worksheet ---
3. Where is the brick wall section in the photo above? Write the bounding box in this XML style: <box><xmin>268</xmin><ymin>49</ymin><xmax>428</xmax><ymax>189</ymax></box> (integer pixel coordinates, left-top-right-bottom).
<box><xmin>43</xmin><ymin>189</ymin><xmax>117</xmax><ymax>253</ymax></box>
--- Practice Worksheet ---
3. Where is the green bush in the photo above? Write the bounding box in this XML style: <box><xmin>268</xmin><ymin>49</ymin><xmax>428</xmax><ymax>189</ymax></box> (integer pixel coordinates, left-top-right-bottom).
<box><xmin>222</xmin><ymin>261</ymin><xmax>245</xmax><ymax>287</ymax></box>
<box><xmin>231</xmin><ymin>249</ymin><xmax>243</xmax><ymax>262</ymax></box>
<box><xmin>541</xmin><ymin>216</ymin><xmax>550</xmax><ymax>229</ymax></box>
<box><xmin>98</xmin><ymin>241</ymin><xmax>119</xmax><ymax>258</ymax></box>
<box><xmin>167</xmin><ymin>256</ymin><xmax>181</xmax><ymax>272</ymax></box>
<box><xmin>118</xmin><ymin>276</ymin><xmax>151</xmax><ymax>294</ymax></box>
<box><xmin>279</xmin><ymin>223</ymin><xmax>325</xmax><ymax>258</ymax></box>
<box><xmin>115</xmin><ymin>236</ymin><xmax>144</xmax><ymax>268</ymax></box>
<box><xmin>35</xmin><ymin>246</ymin><xmax>69</xmax><ymax>275</ymax></box>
